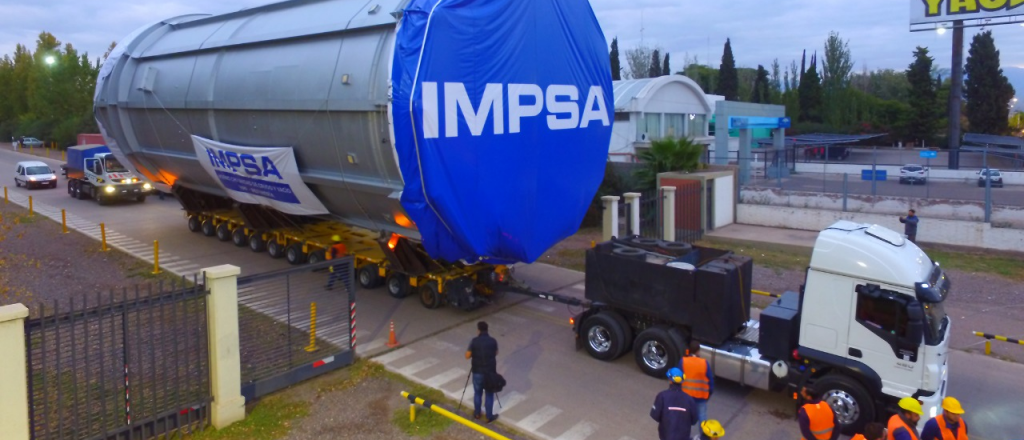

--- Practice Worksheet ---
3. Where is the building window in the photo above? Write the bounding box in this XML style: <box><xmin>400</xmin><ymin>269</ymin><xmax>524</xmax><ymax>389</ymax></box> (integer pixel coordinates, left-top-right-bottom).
<box><xmin>856</xmin><ymin>288</ymin><xmax>908</xmax><ymax>337</ymax></box>
<box><xmin>687</xmin><ymin>114</ymin><xmax>706</xmax><ymax>137</ymax></box>
<box><xmin>637</xmin><ymin>113</ymin><xmax>661</xmax><ymax>142</ymax></box>
<box><xmin>665</xmin><ymin>114</ymin><xmax>685</xmax><ymax>139</ymax></box>
<box><xmin>614</xmin><ymin>112</ymin><xmax>630</xmax><ymax>122</ymax></box>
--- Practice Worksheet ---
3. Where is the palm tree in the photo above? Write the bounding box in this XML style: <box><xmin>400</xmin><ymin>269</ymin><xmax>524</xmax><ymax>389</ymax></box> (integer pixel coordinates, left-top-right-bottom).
<box><xmin>634</xmin><ymin>137</ymin><xmax>704</xmax><ymax>190</ymax></box>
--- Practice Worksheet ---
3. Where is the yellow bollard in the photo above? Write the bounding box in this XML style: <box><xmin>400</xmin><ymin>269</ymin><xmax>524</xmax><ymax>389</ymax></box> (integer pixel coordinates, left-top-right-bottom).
<box><xmin>590</xmin><ymin>240</ymin><xmax>595</xmax><ymax>248</ymax></box>
<box><xmin>28</xmin><ymin>196</ymin><xmax>33</xmax><ymax>216</ymax></box>
<box><xmin>100</xmin><ymin>223</ymin><xmax>108</xmax><ymax>252</ymax></box>
<box><xmin>61</xmin><ymin>150</ymin><xmax>65</xmax><ymax>161</ymax></box>
<box><xmin>4</xmin><ymin>186</ymin><xmax>8</xmax><ymax>204</ymax></box>
<box><xmin>305</xmin><ymin>302</ymin><xmax>318</xmax><ymax>352</ymax></box>
<box><xmin>985</xmin><ymin>340</ymin><xmax>991</xmax><ymax>356</ymax></box>
<box><xmin>61</xmin><ymin>209</ymin><xmax>68</xmax><ymax>234</ymax></box>
<box><xmin>410</xmin><ymin>404</ymin><xmax>416</xmax><ymax>422</ymax></box>
<box><xmin>152</xmin><ymin>240</ymin><xmax>161</xmax><ymax>274</ymax></box>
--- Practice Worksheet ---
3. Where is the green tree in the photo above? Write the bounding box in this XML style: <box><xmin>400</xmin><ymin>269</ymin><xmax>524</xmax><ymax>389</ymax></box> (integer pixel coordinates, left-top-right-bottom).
<box><xmin>609</xmin><ymin>37</ymin><xmax>621</xmax><ymax>81</ymax></box>
<box><xmin>906</xmin><ymin>47</ymin><xmax>939</xmax><ymax>144</ymax></box>
<box><xmin>683</xmin><ymin>63</ymin><xmax>718</xmax><ymax>93</ymax></box>
<box><xmin>716</xmin><ymin>38</ymin><xmax>738</xmax><ymax>100</ymax></box>
<box><xmin>625</xmin><ymin>44</ymin><xmax>653</xmax><ymax>79</ymax></box>
<box><xmin>964</xmin><ymin>30</ymin><xmax>1016</xmax><ymax>135</ymax></box>
<box><xmin>750</xmin><ymin>65</ymin><xmax>770</xmax><ymax>103</ymax></box>
<box><xmin>662</xmin><ymin>53</ymin><xmax>670</xmax><ymax>76</ymax></box>
<box><xmin>821</xmin><ymin>32</ymin><xmax>853</xmax><ymax>92</ymax></box>
<box><xmin>649</xmin><ymin>49</ymin><xmax>662</xmax><ymax>77</ymax></box>
<box><xmin>770</xmin><ymin>59</ymin><xmax>782</xmax><ymax>102</ymax></box>
<box><xmin>799</xmin><ymin>53</ymin><xmax>823</xmax><ymax>122</ymax></box>
<box><xmin>634</xmin><ymin>137</ymin><xmax>704</xmax><ymax>190</ymax></box>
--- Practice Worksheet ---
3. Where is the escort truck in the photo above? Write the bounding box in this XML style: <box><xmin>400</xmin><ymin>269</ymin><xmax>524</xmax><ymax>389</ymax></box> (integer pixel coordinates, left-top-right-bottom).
<box><xmin>62</xmin><ymin>145</ymin><xmax>152</xmax><ymax>205</ymax></box>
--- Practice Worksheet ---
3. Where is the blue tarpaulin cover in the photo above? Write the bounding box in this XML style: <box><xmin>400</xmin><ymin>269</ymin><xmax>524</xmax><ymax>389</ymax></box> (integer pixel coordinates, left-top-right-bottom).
<box><xmin>391</xmin><ymin>0</ymin><xmax>613</xmax><ymax>264</ymax></box>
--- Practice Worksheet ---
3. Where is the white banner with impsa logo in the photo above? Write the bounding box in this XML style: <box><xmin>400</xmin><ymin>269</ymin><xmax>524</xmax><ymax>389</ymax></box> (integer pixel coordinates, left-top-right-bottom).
<box><xmin>191</xmin><ymin>135</ymin><xmax>329</xmax><ymax>216</ymax></box>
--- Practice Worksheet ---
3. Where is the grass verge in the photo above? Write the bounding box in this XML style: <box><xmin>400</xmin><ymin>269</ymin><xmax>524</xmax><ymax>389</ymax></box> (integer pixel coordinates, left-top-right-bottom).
<box><xmin>183</xmin><ymin>395</ymin><xmax>310</xmax><ymax>440</ymax></box>
<box><xmin>391</xmin><ymin>384</ymin><xmax>453</xmax><ymax>437</ymax></box>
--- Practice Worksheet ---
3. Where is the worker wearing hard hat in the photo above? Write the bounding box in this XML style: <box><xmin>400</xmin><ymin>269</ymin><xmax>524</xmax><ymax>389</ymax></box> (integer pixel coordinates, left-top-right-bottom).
<box><xmin>887</xmin><ymin>397</ymin><xmax>924</xmax><ymax>440</ymax></box>
<box><xmin>920</xmin><ymin>397</ymin><xmax>968</xmax><ymax>440</ymax></box>
<box><xmin>798</xmin><ymin>385</ymin><xmax>839</xmax><ymax>440</ymax></box>
<box><xmin>678</xmin><ymin>340</ymin><xmax>713</xmax><ymax>422</ymax></box>
<box><xmin>325</xmin><ymin>235</ymin><xmax>348</xmax><ymax>290</ymax></box>
<box><xmin>650</xmin><ymin>367</ymin><xmax>698</xmax><ymax>440</ymax></box>
<box><xmin>852</xmin><ymin>422</ymin><xmax>886</xmax><ymax>440</ymax></box>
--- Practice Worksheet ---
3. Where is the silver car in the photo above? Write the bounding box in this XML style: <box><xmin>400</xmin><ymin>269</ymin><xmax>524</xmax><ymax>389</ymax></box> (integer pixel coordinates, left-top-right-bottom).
<box><xmin>18</xmin><ymin>137</ymin><xmax>44</xmax><ymax>148</ymax></box>
<box><xmin>14</xmin><ymin>160</ymin><xmax>58</xmax><ymax>189</ymax></box>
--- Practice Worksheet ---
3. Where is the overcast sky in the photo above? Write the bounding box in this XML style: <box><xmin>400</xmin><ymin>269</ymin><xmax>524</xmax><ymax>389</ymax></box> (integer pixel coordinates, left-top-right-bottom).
<box><xmin>2</xmin><ymin>0</ymin><xmax>1023</xmax><ymax>73</ymax></box>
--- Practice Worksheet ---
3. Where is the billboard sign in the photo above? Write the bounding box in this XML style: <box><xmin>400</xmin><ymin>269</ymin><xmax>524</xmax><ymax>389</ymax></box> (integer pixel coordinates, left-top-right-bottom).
<box><xmin>911</xmin><ymin>0</ymin><xmax>1024</xmax><ymax>26</ymax></box>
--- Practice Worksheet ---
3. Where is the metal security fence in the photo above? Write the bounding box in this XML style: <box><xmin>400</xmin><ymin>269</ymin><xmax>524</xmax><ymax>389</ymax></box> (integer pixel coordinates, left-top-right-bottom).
<box><xmin>619</xmin><ymin>189</ymin><xmax>661</xmax><ymax>239</ymax></box>
<box><xmin>236</xmin><ymin>256</ymin><xmax>355</xmax><ymax>401</ymax></box>
<box><xmin>24</xmin><ymin>276</ymin><xmax>210</xmax><ymax>440</ymax></box>
<box><xmin>674</xmin><ymin>181</ymin><xmax>704</xmax><ymax>243</ymax></box>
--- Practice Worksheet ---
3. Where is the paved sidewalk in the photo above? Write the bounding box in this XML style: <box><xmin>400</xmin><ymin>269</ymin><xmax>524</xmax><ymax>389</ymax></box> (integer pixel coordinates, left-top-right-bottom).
<box><xmin>706</xmin><ymin>223</ymin><xmax>818</xmax><ymax>248</ymax></box>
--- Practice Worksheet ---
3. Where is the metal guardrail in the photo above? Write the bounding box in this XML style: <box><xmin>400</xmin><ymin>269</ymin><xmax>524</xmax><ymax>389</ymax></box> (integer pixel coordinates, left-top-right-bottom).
<box><xmin>973</xmin><ymin>331</ymin><xmax>1024</xmax><ymax>355</ymax></box>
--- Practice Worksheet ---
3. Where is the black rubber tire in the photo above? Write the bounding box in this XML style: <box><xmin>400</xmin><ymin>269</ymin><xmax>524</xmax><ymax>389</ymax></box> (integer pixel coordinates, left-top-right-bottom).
<box><xmin>201</xmin><ymin>219</ymin><xmax>216</xmax><ymax>237</ymax></box>
<box><xmin>187</xmin><ymin>215</ymin><xmax>202</xmax><ymax>233</ymax></box>
<box><xmin>96</xmin><ymin>192</ymin><xmax>108</xmax><ymax>205</ymax></box>
<box><xmin>285</xmin><ymin>243</ymin><xmax>306</xmax><ymax>265</ymax></box>
<box><xmin>612</xmin><ymin>247</ymin><xmax>646</xmax><ymax>261</ymax></box>
<box><xmin>267</xmin><ymin>239</ymin><xmax>285</xmax><ymax>259</ymax></box>
<box><xmin>632</xmin><ymin>327</ymin><xmax>680</xmax><ymax>378</ymax></box>
<box><xmin>608</xmin><ymin>311</ymin><xmax>634</xmax><ymax>357</ymax></box>
<box><xmin>658</xmin><ymin>241</ymin><xmax>693</xmax><ymax>253</ymax></box>
<box><xmin>231</xmin><ymin>228</ymin><xmax>248</xmax><ymax>247</ymax></box>
<box><xmin>581</xmin><ymin>312</ymin><xmax>628</xmax><ymax>361</ymax></box>
<box><xmin>628</xmin><ymin>237</ymin><xmax>661</xmax><ymax>246</ymax></box>
<box><xmin>357</xmin><ymin>265</ymin><xmax>382</xmax><ymax>289</ymax></box>
<box><xmin>13</xmin><ymin>179</ymin><xmax>19</xmax><ymax>188</ymax></box>
<box><xmin>307</xmin><ymin>250</ymin><xmax>327</xmax><ymax>266</ymax></box>
<box><xmin>215</xmin><ymin>222</ymin><xmax>232</xmax><ymax>242</ymax></box>
<box><xmin>814</xmin><ymin>374</ymin><xmax>874</xmax><ymax>435</ymax></box>
<box><xmin>386</xmin><ymin>273</ymin><xmax>411</xmax><ymax>299</ymax></box>
<box><xmin>419</xmin><ymin>281</ymin><xmax>443</xmax><ymax>309</ymax></box>
<box><xmin>136</xmin><ymin>195</ymin><xmax>146</xmax><ymax>203</ymax></box>
<box><xmin>76</xmin><ymin>183</ymin><xmax>87</xmax><ymax>200</ymax></box>
<box><xmin>67</xmin><ymin>181</ymin><xmax>73</xmax><ymax>196</ymax></box>
<box><xmin>248</xmin><ymin>233</ymin><xmax>266</xmax><ymax>252</ymax></box>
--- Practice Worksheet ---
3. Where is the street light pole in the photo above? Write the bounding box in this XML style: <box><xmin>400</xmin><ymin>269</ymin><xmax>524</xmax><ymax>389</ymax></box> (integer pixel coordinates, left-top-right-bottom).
<box><xmin>948</xmin><ymin>20</ymin><xmax>964</xmax><ymax>170</ymax></box>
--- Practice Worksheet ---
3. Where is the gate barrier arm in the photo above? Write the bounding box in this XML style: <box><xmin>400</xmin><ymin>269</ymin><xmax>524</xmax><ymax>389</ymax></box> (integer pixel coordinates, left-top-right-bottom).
<box><xmin>401</xmin><ymin>391</ymin><xmax>511</xmax><ymax>440</ymax></box>
<box><xmin>973</xmin><ymin>331</ymin><xmax>1024</xmax><ymax>355</ymax></box>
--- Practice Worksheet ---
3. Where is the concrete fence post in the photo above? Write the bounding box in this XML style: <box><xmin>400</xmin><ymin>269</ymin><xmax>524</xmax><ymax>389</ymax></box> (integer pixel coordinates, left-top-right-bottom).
<box><xmin>601</xmin><ymin>196</ymin><xmax>620</xmax><ymax>241</ymax></box>
<box><xmin>623</xmin><ymin>192</ymin><xmax>641</xmax><ymax>236</ymax></box>
<box><xmin>661</xmin><ymin>187</ymin><xmax>676</xmax><ymax>242</ymax></box>
<box><xmin>203</xmin><ymin>265</ymin><xmax>246</xmax><ymax>429</ymax></box>
<box><xmin>0</xmin><ymin>304</ymin><xmax>30</xmax><ymax>440</ymax></box>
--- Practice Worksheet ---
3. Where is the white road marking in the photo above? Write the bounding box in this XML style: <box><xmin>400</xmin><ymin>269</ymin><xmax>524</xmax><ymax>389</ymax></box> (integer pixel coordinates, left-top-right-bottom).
<box><xmin>517</xmin><ymin>405</ymin><xmax>563</xmax><ymax>431</ymax></box>
<box><xmin>396</xmin><ymin>358</ymin><xmax>440</xmax><ymax>375</ymax></box>
<box><xmin>495</xmin><ymin>391</ymin><xmax>527</xmax><ymax>413</ymax></box>
<box><xmin>358</xmin><ymin>338</ymin><xmax>386</xmax><ymax>354</ymax></box>
<box><xmin>569</xmin><ymin>283</ymin><xmax>585</xmax><ymax>291</ymax></box>
<box><xmin>523</xmin><ymin>300</ymin><xmax>556</xmax><ymax>313</ymax></box>
<box><xmin>554</xmin><ymin>421</ymin><xmax>598</xmax><ymax>440</ymax></box>
<box><xmin>423</xmin><ymin>368</ymin><xmax>467</xmax><ymax>388</ymax></box>
<box><xmin>373</xmin><ymin>347</ymin><xmax>416</xmax><ymax>365</ymax></box>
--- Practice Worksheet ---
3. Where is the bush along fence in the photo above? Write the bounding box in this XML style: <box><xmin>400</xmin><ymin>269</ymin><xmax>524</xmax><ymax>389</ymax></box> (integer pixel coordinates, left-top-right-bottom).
<box><xmin>0</xmin><ymin>258</ymin><xmax>356</xmax><ymax>440</ymax></box>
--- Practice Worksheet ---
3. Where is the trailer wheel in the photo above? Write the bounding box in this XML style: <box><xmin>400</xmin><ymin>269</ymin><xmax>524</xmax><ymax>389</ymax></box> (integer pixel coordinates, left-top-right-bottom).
<box><xmin>267</xmin><ymin>239</ymin><xmax>285</xmax><ymax>259</ymax></box>
<box><xmin>66</xmin><ymin>181</ymin><xmax>73</xmax><ymax>197</ymax></box>
<box><xmin>633</xmin><ymin>327</ymin><xmax>680</xmax><ymax>378</ymax></box>
<box><xmin>187</xmin><ymin>215</ymin><xmax>202</xmax><ymax>233</ymax></box>
<box><xmin>386</xmin><ymin>273</ymin><xmax>412</xmax><ymax>299</ymax></box>
<box><xmin>248</xmin><ymin>233</ymin><xmax>266</xmax><ymax>252</ymax></box>
<box><xmin>215</xmin><ymin>223</ymin><xmax>232</xmax><ymax>242</ymax></box>
<box><xmin>201</xmin><ymin>219</ymin><xmax>216</xmax><ymax>236</ymax></box>
<box><xmin>418</xmin><ymin>281</ymin><xmax>443</xmax><ymax>309</ymax></box>
<box><xmin>285</xmin><ymin>243</ymin><xmax>306</xmax><ymax>265</ymax></box>
<box><xmin>231</xmin><ymin>228</ymin><xmax>248</xmax><ymax>247</ymax></box>
<box><xmin>307</xmin><ymin>250</ymin><xmax>327</xmax><ymax>267</ymax></box>
<box><xmin>358</xmin><ymin>265</ymin><xmax>382</xmax><ymax>289</ymax></box>
<box><xmin>581</xmin><ymin>313</ymin><xmax>627</xmax><ymax>361</ymax></box>
<box><xmin>815</xmin><ymin>374</ymin><xmax>874</xmax><ymax>435</ymax></box>
<box><xmin>136</xmin><ymin>195</ymin><xmax>147</xmax><ymax>203</ymax></box>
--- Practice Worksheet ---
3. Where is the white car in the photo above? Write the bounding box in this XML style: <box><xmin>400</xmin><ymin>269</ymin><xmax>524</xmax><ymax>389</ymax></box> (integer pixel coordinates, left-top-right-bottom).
<box><xmin>899</xmin><ymin>164</ymin><xmax>928</xmax><ymax>185</ymax></box>
<box><xmin>14</xmin><ymin>161</ymin><xmax>58</xmax><ymax>189</ymax></box>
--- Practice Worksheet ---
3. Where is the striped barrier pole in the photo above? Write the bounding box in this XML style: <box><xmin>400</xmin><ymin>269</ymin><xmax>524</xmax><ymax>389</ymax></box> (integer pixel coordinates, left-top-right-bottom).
<box><xmin>973</xmin><ymin>331</ymin><xmax>1024</xmax><ymax>356</ymax></box>
<box><xmin>401</xmin><ymin>391</ymin><xmax>511</xmax><ymax>440</ymax></box>
<box><xmin>752</xmin><ymin>289</ymin><xmax>780</xmax><ymax>298</ymax></box>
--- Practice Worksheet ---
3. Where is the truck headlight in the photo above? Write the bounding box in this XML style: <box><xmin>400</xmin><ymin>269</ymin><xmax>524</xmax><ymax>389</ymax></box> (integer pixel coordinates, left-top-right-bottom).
<box><xmin>105</xmin><ymin>185</ymin><xmax>115</xmax><ymax>193</ymax></box>
<box><xmin>143</xmin><ymin>183</ymin><xmax>152</xmax><ymax>190</ymax></box>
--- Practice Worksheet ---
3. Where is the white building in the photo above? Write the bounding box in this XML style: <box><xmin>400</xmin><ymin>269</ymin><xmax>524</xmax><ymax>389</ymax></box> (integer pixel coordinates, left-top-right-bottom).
<box><xmin>609</xmin><ymin>75</ymin><xmax>715</xmax><ymax>162</ymax></box>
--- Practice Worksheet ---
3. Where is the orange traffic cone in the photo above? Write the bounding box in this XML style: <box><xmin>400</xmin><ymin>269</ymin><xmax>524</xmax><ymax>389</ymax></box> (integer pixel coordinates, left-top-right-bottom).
<box><xmin>386</xmin><ymin>320</ymin><xmax>400</xmax><ymax>348</ymax></box>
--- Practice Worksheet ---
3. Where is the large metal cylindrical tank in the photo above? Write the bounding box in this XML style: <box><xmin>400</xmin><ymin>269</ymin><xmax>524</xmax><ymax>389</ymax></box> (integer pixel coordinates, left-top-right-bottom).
<box><xmin>96</xmin><ymin>0</ymin><xmax>614</xmax><ymax>263</ymax></box>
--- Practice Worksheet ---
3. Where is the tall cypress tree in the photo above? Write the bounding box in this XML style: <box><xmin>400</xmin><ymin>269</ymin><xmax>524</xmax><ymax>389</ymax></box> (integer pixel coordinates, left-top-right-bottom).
<box><xmin>798</xmin><ymin>53</ymin><xmax>823</xmax><ymax>122</ymax></box>
<box><xmin>663</xmin><ymin>53</ymin><xmax>671</xmax><ymax>76</ymax></box>
<box><xmin>906</xmin><ymin>47</ymin><xmax>939</xmax><ymax>144</ymax></box>
<box><xmin>649</xmin><ymin>49</ymin><xmax>662</xmax><ymax>77</ymax></box>
<box><xmin>750</xmin><ymin>65</ymin><xmax>770</xmax><ymax>103</ymax></box>
<box><xmin>716</xmin><ymin>38</ymin><xmax>738</xmax><ymax>100</ymax></box>
<box><xmin>609</xmin><ymin>37</ymin><xmax>621</xmax><ymax>81</ymax></box>
<box><xmin>965</xmin><ymin>30</ymin><xmax>1016</xmax><ymax>135</ymax></box>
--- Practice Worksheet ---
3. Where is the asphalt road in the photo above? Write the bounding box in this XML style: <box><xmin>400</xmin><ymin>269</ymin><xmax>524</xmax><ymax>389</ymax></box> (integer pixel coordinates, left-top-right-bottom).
<box><xmin>803</xmin><ymin>147</ymin><xmax>1022</xmax><ymax>171</ymax></box>
<box><xmin>3</xmin><ymin>147</ymin><xmax>1022</xmax><ymax>440</ymax></box>
<box><xmin>749</xmin><ymin>173</ymin><xmax>1024</xmax><ymax>207</ymax></box>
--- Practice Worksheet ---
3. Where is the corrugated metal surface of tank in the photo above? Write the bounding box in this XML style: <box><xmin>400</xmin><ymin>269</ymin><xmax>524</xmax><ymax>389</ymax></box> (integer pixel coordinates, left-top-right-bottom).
<box><xmin>94</xmin><ymin>0</ymin><xmax>417</xmax><ymax>238</ymax></box>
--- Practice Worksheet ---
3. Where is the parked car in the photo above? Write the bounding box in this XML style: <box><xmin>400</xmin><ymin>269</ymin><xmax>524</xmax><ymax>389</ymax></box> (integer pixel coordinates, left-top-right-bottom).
<box><xmin>14</xmin><ymin>161</ymin><xmax>58</xmax><ymax>189</ymax></box>
<box><xmin>898</xmin><ymin>164</ymin><xmax>928</xmax><ymax>184</ymax></box>
<box><xmin>977</xmin><ymin>169</ymin><xmax>1004</xmax><ymax>188</ymax></box>
<box><xmin>18</xmin><ymin>137</ymin><xmax>44</xmax><ymax>148</ymax></box>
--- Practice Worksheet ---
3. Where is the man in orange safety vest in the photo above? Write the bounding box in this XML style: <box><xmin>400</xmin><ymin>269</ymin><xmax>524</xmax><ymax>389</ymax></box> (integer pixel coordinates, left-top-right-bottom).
<box><xmin>798</xmin><ymin>385</ymin><xmax>839</xmax><ymax>440</ymax></box>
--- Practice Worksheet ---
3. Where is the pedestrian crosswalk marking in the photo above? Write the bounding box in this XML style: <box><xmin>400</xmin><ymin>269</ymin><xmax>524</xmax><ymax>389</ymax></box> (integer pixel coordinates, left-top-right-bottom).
<box><xmin>373</xmin><ymin>347</ymin><xmax>416</xmax><ymax>365</ymax></box>
<box><xmin>554</xmin><ymin>421</ymin><xmax>598</xmax><ymax>440</ymax></box>
<box><xmin>495</xmin><ymin>391</ymin><xmax>527</xmax><ymax>414</ymax></box>
<box><xmin>517</xmin><ymin>405</ymin><xmax>563</xmax><ymax>431</ymax></box>
<box><xmin>397</xmin><ymin>358</ymin><xmax>440</xmax><ymax>375</ymax></box>
<box><xmin>423</xmin><ymin>368</ymin><xmax>466</xmax><ymax>388</ymax></box>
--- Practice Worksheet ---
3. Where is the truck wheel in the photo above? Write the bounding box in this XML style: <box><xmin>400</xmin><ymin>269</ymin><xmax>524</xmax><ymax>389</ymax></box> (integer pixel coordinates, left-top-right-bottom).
<box><xmin>76</xmin><ymin>184</ymin><xmax>87</xmax><ymax>200</ymax></box>
<box><xmin>216</xmin><ymin>223</ymin><xmax>232</xmax><ymax>242</ymax></box>
<box><xmin>815</xmin><ymin>374</ymin><xmax>874</xmax><ymax>435</ymax></box>
<box><xmin>201</xmin><ymin>219</ymin><xmax>216</xmax><ymax>237</ymax></box>
<box><xmin>285</xmin><ymin>243</ymin><xmax>306</xmax><ymax>265</ymax></box>
<box><xmin>248</xmin><ymin>233</ymin><xmax>266</xmax><ymax>252</ymax></box>
<box><xmin>136</xmin><ymin>195</ymin><xmax>146</xmax><ymax>203</ymax></box>
<box><xmin>231</xmin><ymin>228</ymin><xmax>248</xmax><ymax>247</ymax></box>
<box><xmin>358</xmin><ymin>265</ymin><xmax>382</xmax><ymax>289</ymax></box>
<box><xmin>418</xmin><ymin>281</ymin><xmax>443</xmax><ymax>308</ymax></box>
<box><xmin>633</xmin><ymin>327</ymin><xmax>681</xmax><ymax>378</ymax></box>
<box><xmin>307</xmin><ymin>250</ymin><xmax>327</xmax><ymax>266</ymax></box>
<box><xmin>267</xmin><ymin>240</ymin><xmax>285</xmax><ymax>259</ymax></box>
<box><xmin>581</xmin><ymin>313</ymin><xmax>627</xmax><ymax>361</ymax></box>
<box><xmin>386</xmin><ymin>273</ymin><xmax>411</xmax><ymax>299</ymax></box>
<box><xmin>187</xmin><ymin>215</ymin><xmax>202</xmax><ymax>233</ymax></box>
<box><xmin>67</xmin><ymin>181</ymin><xmax>73</xmax><ymax>196</ymax></box>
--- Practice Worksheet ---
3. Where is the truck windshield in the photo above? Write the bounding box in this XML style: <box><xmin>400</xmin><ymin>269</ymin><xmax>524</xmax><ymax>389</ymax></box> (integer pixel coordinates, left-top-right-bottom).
<box><xmin>105</xmin><ymin>157</ymin><xmax>128</xmax><ymax>173</ymax></box>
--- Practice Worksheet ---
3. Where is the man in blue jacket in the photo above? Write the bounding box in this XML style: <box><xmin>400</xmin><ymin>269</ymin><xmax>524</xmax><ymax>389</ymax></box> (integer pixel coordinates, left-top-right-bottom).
<box><xmin>899</xmin><ymin>209</ymin><xmax>919</xmax><ymax>243</ymax></box>
<box><xmin>651</xmin><ymin>367</ymin><xmax>698</xmax><ymax>440</ymax></box>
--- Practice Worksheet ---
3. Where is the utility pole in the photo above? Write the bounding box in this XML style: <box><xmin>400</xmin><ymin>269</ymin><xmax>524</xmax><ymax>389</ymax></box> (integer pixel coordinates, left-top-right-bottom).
<box><xmin>948</xmin><ymin>20</ymin><xmax>964</xmax><ymax>170</ymax></box>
